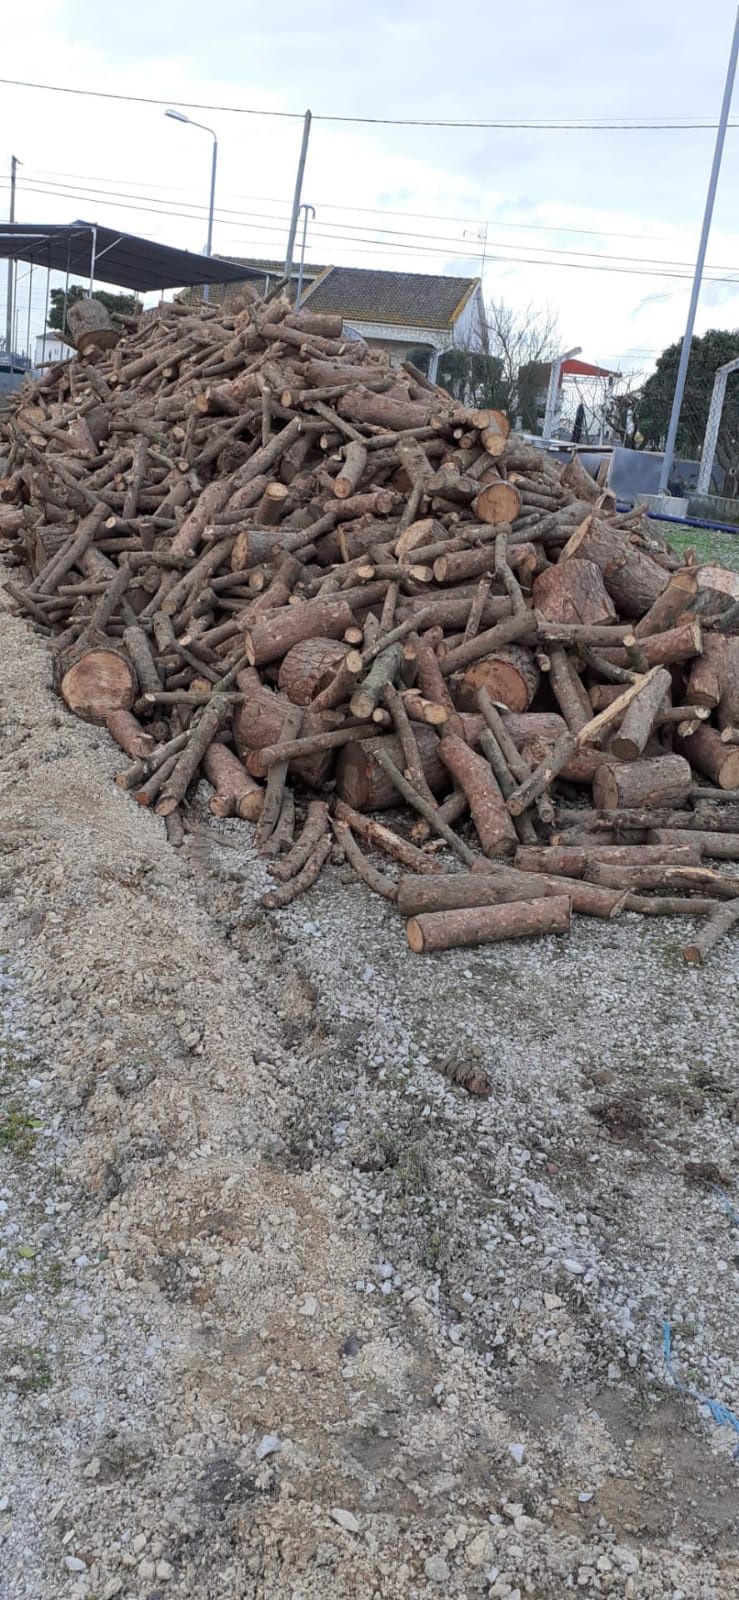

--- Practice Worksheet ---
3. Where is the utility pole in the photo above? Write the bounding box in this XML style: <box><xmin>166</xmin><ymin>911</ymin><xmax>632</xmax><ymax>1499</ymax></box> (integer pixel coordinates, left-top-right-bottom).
<box><xmin>658</xmin><ymin>6</ymin><xmax>739</xmax><ymax>495</ymax></box>
<box><xmin>284</xmin><ymin>111</ymin><xmax>312</xmax><ymax>283</ymax></box>
<box><xmin>5</xmin><ymin>155</ymin><xmax>19</xmax><ymax>364</ymax></box>
<box><xmin>295</xmin><ymin>205</ymin><xmax>315</xmax><ymax>307</ymax></box>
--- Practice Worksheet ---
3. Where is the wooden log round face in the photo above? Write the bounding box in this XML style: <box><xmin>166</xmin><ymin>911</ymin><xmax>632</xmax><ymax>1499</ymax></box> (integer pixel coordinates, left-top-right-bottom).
<box><xmin>474</xmin><ymin>480</ymin><xmax>522</xmax><ymax>526</ymax></box>
<box><xmin>277</xmin><ymin>637</ymin><xmax>349</xmax><ymax>705</ymax></box>
<box><xmin>60</xmin><ymin>650</ymin><xmax>136</xmax><ymax>724</ymax></box>
<box><xmin>454</xmin><ymin>647</ymin><xmax>540</xmax><ymax>714</ymax></box>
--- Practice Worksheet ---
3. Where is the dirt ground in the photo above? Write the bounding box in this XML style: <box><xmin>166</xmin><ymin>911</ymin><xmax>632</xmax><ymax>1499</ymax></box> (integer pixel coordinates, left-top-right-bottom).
<box><xmin>1</xmin><ymin>562</ymin><xmax>738</xmax><ymax>1600</ymax></box>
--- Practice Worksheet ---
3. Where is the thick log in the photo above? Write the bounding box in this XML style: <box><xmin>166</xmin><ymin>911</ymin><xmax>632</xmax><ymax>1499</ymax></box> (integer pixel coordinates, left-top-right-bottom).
<box><xmin>396</xmin><ymin>867</ymin><xmax>624</xmax><ymax>920</ymax></box>
<box><xmin>244</xmin><ymin>597</ymin><xmax>355</xmax><ymax>667</ymax></box>
<box><xmin>532</xmin><ymin>558</ymin><xmax>617</xmax><ymax>626</ymax></box>
<box><xmin>57</xmin><ymin>634</ymin><xmax>136</xmax><ymax>723</ymax></box>
<box><xmin>676</xmin><ymin>725</ymin><xmax>739</xmax><ymax>790</ymax></box>
<box><xmin>561</xmin><ymin>513</ymin><xmax>668</xmax><ymax>616</ymax></box>
<box><xmin>278</xmin><ymin>637</ymin><xmax>349</xmax><ymax>705</ymax></box>
<box><xmin>335</xmin><ymin>727</ymin><xmax>446</xmax><ymax>813</ymax></box>
<box><xmin>233</xmin><ymin>669</ymin><xmax>333</xmax><ymax>787</ymax></box>
<box><xmin>682</xmin><ymin>901</ymin><xmax>739</xmax><ymax>966</ymax></box>
<box><xmin>334</xmin><ymin>441</ymin><xmax>368</xmax><ymax>499</ymax></box>
<box><xmin>633</xmin><ymin>567</ymin><xmax>699</xmax><ymax>638</ymax></box>
<box><xmin>609</xmin><ymin>668</ymin><xmax>672</xmax><ymax>762</ymax></box>
<box><xmin>67</xmin><ymin>297</ymin><xmax>120</xmax><ymax>355</ymax></box>
<box><xmin>474</xmin><ymin>480</ymin><xmax>521</xmax><ymax>525</ymax></box>
<box><xmin>592</xmin><ymin>753</ymin><xmax>692</xmax><ymax>812</ymax></box>
<box><xmin>338</xmin><ymin>387</ymin><xmax>435</xmax><ymax>432</ymax></box>
<box><xmin>439</xmin><ymin>733</ymin><xmax>517</xmax><ymax>857</ymax></box>
<box><xmin>202</xmin><ymin>742</ymin><xmax>263</xmax><ymax>821</ymax></box>
<box><xmin>406</xmin><ymin>895</ymin><xmax>571</xmax><ymax>953</ymax></box>
<box><xmin>454</xmin><ymin>645</ymin><xmax>540</xmax><ymax>714</ymax></box>
<box><xmin>598</xmin><ymin>620</ymin><xmax>703</xmax><ymax>671</ymax></box>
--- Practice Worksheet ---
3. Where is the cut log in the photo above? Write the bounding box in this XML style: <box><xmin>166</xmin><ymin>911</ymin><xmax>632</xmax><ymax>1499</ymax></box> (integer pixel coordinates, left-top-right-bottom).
<box><xmin>561</xmin><ymin>513</ymin><xmax>668</xmax><ymax>616</ymax></box>
<box><xmin>333</xmin><ymin>799</ymin><xmax>441</xmax><ymax>873</ymax></box>
<box><xmin>454</xmin><ymin>646</ymin><xmax>540</xmax><ymax>714</ymax></box>
<box><xmin>246</xmin><ymin>722</ymin><xmax>378</xmax><ymax>777</ymax></box>
<box><xmin>269</xmin><ymin>800</ymin><xmax>330</xmax><ymax>880</ymax></box>
<box><xmin>474</xmin><ymin>480</ymin><xmax>522</xmax><ymax>525</ymax></box>
<box><xmin>406</xmin><ymin>895</ymin><xmax>571</xmax><ymax>953</ymax></box>
<box><xmin>57</xmin><ymin>634</ymin><xmax>136</xmax><ymax>723</ymax></box>
<box><xmin>648</xmin><ymin>828</ymin><xmax>739</xmax><ymax>861</ymax></box>
<box><xmin>682</xmin><ymin>901</ymin><xmax>739</xmax><ymax>966</ymax></box>
<box><xmin>67</xmin><ymin>297</ymin><xmax>121</xmax><ymax>356</ymax></box>
<box><xmin>592</xmin><ymin>753</ymin><xmax>692</xmax><ymax>812</ymax></box>
<box><xmin>155</xmin><ymin>696</ymin><xmax>229</xmax><ymax>816</ymax></box>
<box><xmin>548</xmin><ymin>646</ymin><xmax>593</xmax><ymax>733</ymax></box>
<box><xmin>202</xmin><ymin>742</ymin><xmax>263</xmax><ymax>821</ymax></box>
<box><xmin>335</xmin><ymin>727</ymin><xmax>446</xmax><ymax>811</ymax></box>
<box><xmin>334</xmin><ymin>440</ymin><xmax>368</xmax><ymax>499</ymax></box>
<box><xmin>277</xmin><ymin>637</ymin><xmax>350</xmax><ymax>705</ymax></box>
<box><xmin>396</xmin><ymin>868</ymin><xmax>625</xmax><ymax>920</ymax></box>
<box><xmin>244</xmin><ymin>597</ymin><xmax>355</xmax><ymax>667</ymax></box>
<box><xmin>597</xmin><ymin>620</ymin><xmax>703</xmax><ymax>671</ymax></box>
<box><xmin>676</xmin><ymin>725</ymin><xmax>739</xmax><ymax>790</ymax></box>
<box><xmin>105</xmin><ymin>709</ymin><xmax>155</xmax><ymax>759</ymax></box>
<box><xmin>532</xmin><ymin>558</ymin><xmax>617</xmax><ymax>626</ymax></box>
<box><xmin>609</xmin><ymin>667</ymin><xmax>672</xmax><ymax>762</ymax></box>
<box><xmin>439</xmin><ymin>733</ymin><xmax>518</xmax><ymax>857</ymax></box>
<box><xmin>585</xmin><ymin>861</ymin><xmax>739</xmax><ymax>899</ymax></box>
<box><xmin>332</xmin><ymin>819</ymin><xmax>398</xmax><ymax>901</ymax></box>
<box><xmin>232</xmin><ymin>669</ymin><xmax>333</xmax><ymax>787</ymax></box>
<box><xmin>338</xmin><ymin>387</ymin><xmax>435</xmax><ymax>432</ymax></box>
<box><xmin>632</xmin><ymin>567</ymin><xmax>699</xmax><ymax>638</ymax></box>
<box><xmin>514</xmin><ymin>842</ymin><xmax>702</xmax><ymax>876</ymax></box>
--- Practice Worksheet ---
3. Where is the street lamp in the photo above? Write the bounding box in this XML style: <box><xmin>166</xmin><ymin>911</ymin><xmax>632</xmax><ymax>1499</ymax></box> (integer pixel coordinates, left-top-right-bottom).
<box><xmin>165</xmin><ymin>108</ymin><xmax>218</xmax><ymax>301</ymax></box>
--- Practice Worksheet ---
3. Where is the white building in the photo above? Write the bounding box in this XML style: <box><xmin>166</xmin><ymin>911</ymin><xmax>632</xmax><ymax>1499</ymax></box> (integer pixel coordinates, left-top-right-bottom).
<box><xmin>33</xmin><ymin>330</ymin><xmax>70</xmax><ymax>370</ymax></box>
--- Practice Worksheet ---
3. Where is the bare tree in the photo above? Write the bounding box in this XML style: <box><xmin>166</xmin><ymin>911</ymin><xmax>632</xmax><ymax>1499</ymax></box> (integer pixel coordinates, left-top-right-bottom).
<box><xmin>485</xmin><ymin>299</ymin><xmax>560</xmax><ymax>429</ymax></box>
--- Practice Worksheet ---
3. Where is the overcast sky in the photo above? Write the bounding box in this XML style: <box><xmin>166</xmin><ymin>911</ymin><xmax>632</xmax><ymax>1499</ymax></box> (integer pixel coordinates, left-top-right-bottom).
<box><xmin>2</xmin><ymin>0</ymin><xmax>739</xmax><ymax>376</ymax></box>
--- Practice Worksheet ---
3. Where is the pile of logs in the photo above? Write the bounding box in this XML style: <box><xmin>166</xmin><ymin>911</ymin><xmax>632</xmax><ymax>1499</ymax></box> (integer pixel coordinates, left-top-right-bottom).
<box><xmin>1</xmin><ymin>291</ymin><xmax>738</xmax><ymax>967</ymax></box>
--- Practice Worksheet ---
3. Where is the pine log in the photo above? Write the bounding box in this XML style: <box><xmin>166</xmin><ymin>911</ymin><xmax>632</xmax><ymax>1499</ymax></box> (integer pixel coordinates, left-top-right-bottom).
<box><xmin>592</xmin><ymin>753</ymin><xmax>692</xmax><ymax>812</ymax></box>
<box><xmin>633</xmin><ymin>567</ymin><xmax>699</xmax><ymax>638</ymax></box>
<box><xmin>682</xmin><ymin>901</ymin><xmax>739</xmax><ymax>966</ymax></box>
<box><xmin>561</xmin><ymin>513</ymin><xmax>668</xmax><ymax>616</ymax></box>
<box><xmin>338</xmin><ymin>388</ymin><xmax>435</xmax><ymax>432</ymax></box>
<box><xmin>57</xmin><ymin>634</ymin><xmax>137</xmax><ymax>723</ymax></box>
<box><xmin>233</xmin><ymin>669</ymin><xmax>333</xmax><ymax>786</ymax></box>
<box><xmin>396</xmin><ymin>867</ymin><xmax>623</xmax><ymax>920</ymax></box>
<box><xmin>514</xmin><ymin>842</ymin><xmax>702</xmax><ymax>876</ymax></box>
<box><xmin>548</xmin><ymin>646</ymin><xmax>593</xmax><ymax>733</ymax></box>
<box><xmin>155</xmin><ymin>696</ymin><xmax>229</xmax><ymax>816</ymax></box>
<box><xmin>350</xmin><ymin>644</ymin><xmax>404</xmax><ymax>719</ymax></box>
<box><xmin>333</xmin><ymin>799</ymin><xmax>441</xmax><ymax>873</ymax></box>
<box><xmin>332</xmin><ymin>819</ymin><xmax>398</xmax><ymax>901</ymax></box>
<box><xmin>474</xmin><ymin>480</ymin><xmax>521</xmax><ymax>525</ymax></box>
<box><xmin>260</xmin><ymin>833</ymin><xmax>332</xmax><ymax>908</ymax></box>
<box><xmin>407</xmin><ymin>895</ymin><xmax>571</xmax><ymax>953</ymax></box>
<box><xmin>676</xmin><ymin>725</ymin><xmax>739</xmax><ymax>790</ymax></box>
<box><xmin>609</xmin><ymin>668</ymin><xmax>672</xmax><ymax>762</ymax></box>
<box><xmin>67</xmin><ymin>297</ymin><xmax>120</xmax><ymax>355</ymax></box>
<box><xmin>335</xmin><ymin>727</ymin><xmax>446</xmax><ymax>812</ymax></box>
<box><xmin>269</xmin><ymin>800</ymin><xmax>330</xmax><ymax>880</ymax></box>
<box><xmin>246</xmin><ymin>722</ymin><xmax>378</xmax><ymax>776</ymax></box>
<box><xmin>277</xmin><ymin>637</ymin><xmax>349</xmax><ymax>705</ymax></box>
<box><xmin>105</xmin><ymin>709</ymin><xmax>156</xmax><ymax>759</ymax></box>
<box><xmin>454</xmin><ymin>645</ymin><xmax>540</xmax><ymax>714</ymax></box>
<box><xmin>414</xmin><ymin>631</ymin><xmax>465</xmax><ymax>739</ymax></box>
<box><xmin>334</xmin><ymin>440</ymin><xmax>368</xmax><ymax>499</ymax></box>
<box><xmin>440</xmin><ymin>612</ymin><xmax>537</xmax><ymax>677</ymax></box>
<box><xmin>202</xmin><ymin>743</ymin><xmax>264</xmax><ymax>820</ymax></box>
<box><xmin>122</xmin><ymin>623</ymin><xmax>163</xmax><ymax>695</ymax></box>
<box><xmin>532</xmin><ymin>558</ymin><xmax>617</xmax><ymax>626</ymax></box>
<box><xmin>255</xmin><ymin>704</ymin><xmax>303</xmax><ymax>846</ymax></box>
<box><xmin>585</xmin><ymin>861</ymin><xmax>739</xmax><ymax>899</ymax></box>
<box><xmin>598</xmin><ymin>620</ymin><xmax>703</xmax><ymax>670</ymax></box>
<box><xmin>439</xmin><ymin>733</ymin><xmax>518</xmax><ymax>857</ymax></box>
<box><xmin>244</xmin><ymin>597</ymin><xmax>355</xmax><ymax>667</ymax></box>
<box><xmin>648</xmin><ymin>828</ymin><xmax>739</xmax><ymax>861</ymax></box>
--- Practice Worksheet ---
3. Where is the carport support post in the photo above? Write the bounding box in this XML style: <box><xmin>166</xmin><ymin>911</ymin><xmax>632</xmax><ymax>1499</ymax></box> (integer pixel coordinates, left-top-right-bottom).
<box><xmin>88</xmin><ymin>226</ymin><xmax>98</xmax><ymax>298</ymax></box>
<box><xmin>5</xmin><ymin>154</ymin><xmax>19</xmax><ymax>364</ymax></box>
<box><xmin>695</xmin><ymin>354</ymin><xmax>739</xmax><ymax>495</ymax></box>
<box><xmin>658</xmin><ymin>5</ymin><xmax>739</xmax><ymax>495</ymax></box>
<box><xmin>284</xmin><ymin>110</ymin><xmax>312</xmax><ymax>282</ymax></box>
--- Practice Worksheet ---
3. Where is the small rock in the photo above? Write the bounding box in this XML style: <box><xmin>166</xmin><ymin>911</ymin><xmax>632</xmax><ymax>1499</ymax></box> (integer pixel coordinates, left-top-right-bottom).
<box><xmin>543</xmin><ymin>1293</ymin><xmax>562</xmax><ymax>1311</ymax></box>
<box><xmin>132</xmin><ymin>1533</ymin><xmax>147</xmax><ymax>1554</ymax></box>
<box><xmin>466</xmin><ymin>1529</ymin><xmax>494</xmax><ymax>1567</ymax></box>
<box><xmin>424</xmin><ymin>1554</ymin><xmax>450</xmax><ymax>1583</ymax></box>
<box><xmin>139</xmin><ymin>1559</ymin><xmax>156</xmax><ymax>1580</ymax></box>
<box><xmin>156</xmin><ymin>1559</ymin><xmax>174</xmax><ymax>1581</ymax></box>
<box><xmin>341</xmin><ymin>1333</ymin><xmax>361</xmax><ymax>1358</ymax></box>
<box><xmin>299</xmin><ymin>1294</ymin><xmax>318</xmax><ymax>1317</ymax></box>
<box><xmin>508</xmin><ymin>1442</ymin><xmax>526</xmax><ymax>1466</ymax></box>
<box><xmin>562</xmin><ymin>1258</ymin><xmax>584</xmax><ymax>1275</ymax></box>
<box><xmin>256</xmin><ymin>1433</ymin><xmax>282</xmax><ymax>1462</ymax></box>
<box><xmin>330</xmin><ymin>1507</ymin><xmax>359</xmax><ymax>1533</ymax></box>
<box><xmin>63</xmin><ymin>1557</ymin><xmax>87</xmax><ymax>1573</ymax></box>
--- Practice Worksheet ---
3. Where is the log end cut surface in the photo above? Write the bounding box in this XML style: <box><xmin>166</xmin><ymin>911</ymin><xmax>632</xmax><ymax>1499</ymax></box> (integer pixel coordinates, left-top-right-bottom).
<box><xmin>60</xmin><ymin>649</ymin><xmax>136</xmax><ymax>724</ymax></box>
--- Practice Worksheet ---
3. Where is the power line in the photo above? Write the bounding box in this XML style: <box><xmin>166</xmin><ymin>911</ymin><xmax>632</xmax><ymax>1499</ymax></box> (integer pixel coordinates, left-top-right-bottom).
<box><xmin>1</xmin><ymin>74</ymin><xmax>738</xmax><ymax>130</ymax></box>
<box><xmin>7</xmin><ymin>175</ymin><xmax>739</xmax><ymax>283</ymax></box>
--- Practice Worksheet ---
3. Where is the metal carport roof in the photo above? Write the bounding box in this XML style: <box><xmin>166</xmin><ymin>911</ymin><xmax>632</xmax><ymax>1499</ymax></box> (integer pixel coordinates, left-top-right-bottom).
<box><xmin>0</xmin><ymin>221</ymin><xmax>264</xmax><ymax>293</ymax></box>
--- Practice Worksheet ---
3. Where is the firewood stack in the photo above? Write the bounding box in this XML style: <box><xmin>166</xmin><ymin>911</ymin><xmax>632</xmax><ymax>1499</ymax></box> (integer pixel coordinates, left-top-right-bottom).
<box><xmin>1</xmin><ymin>293</ymin><xmax>738</xmax><ymax>966</ymax></box>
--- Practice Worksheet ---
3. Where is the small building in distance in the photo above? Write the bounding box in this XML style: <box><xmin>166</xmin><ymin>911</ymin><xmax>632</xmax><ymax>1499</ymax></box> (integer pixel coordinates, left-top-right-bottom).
<box><xmin>204</xmin><ymin>259</ymin><xmax>485</xmax><ymax>380</ymax></box>
<box><xmin>33</xmin><ymin>331</ymin><xmax>70</xmax><ymax>370</ymax></box>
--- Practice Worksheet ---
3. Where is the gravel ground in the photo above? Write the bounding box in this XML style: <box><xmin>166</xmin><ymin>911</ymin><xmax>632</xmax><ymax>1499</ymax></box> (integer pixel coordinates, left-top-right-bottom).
<box><xmin>1</xmin><ymin>561</ymin><xmax>738</xmax><ymax>1600</ymax></box>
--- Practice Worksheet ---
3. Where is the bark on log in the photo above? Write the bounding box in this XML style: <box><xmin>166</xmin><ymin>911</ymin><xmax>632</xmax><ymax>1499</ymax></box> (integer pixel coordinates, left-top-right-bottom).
<box><xmin>332</xmin><ymin>819</ymin><xmax>398</xmax><ymax>901</ymax></box>
<box><xmin>676</xmin><ymin>725</ymin><xmax>739</xmax><ymax>790</ymax></box>
<box><xmin>440</xmin><ymin>612</ymin><xmax>537</xmax><ymax>677</ymax></box>
<box><xmin>202</xmin><ymin>742</ymin><xmax>264</xmax><ymax>820</ymax></box>
<box><xmin>335</xmin><ymin>727</ymin><xmax>446</xmax><ymax>812</ymax></box>
<box><xmin>105</xmin><ymin>709</ymin><xmax>156</xmax><ymax>759</ymax></box>
<box><xmin>268</xmin><ymin>799</ymin><xmax>330</xmax><ymax>880</ymax></box>
<box><xmin>633</xmin><ymin>567</ymin><xmax>699</xmax><ymax>638</ymax></box>
<box><xmin>439</xmin><ymin>733</ymin><xmax>518</xmax><ymax>857</ymax></box>
<box><xmin>277</xmin><ymin>637</ymin><xmax>349</xmax><ymax>705</ymax></box>
<box><xmin>548</xmin><ymin>646</ymin><xmax>593</xmax><ymax>733</ymax></box>
<box><xmin>338</xmin><ymin>388</ymin><xmax>435</xmax><ymax>432</ymax></box>
<box><xmin>233</xmin><ymin>669</ymin><xmax>333</xmax><ymax>787</ymax></box>
<box><xmin>155</xmin><ymin>696</ymin><xmax>229</xmax><ymax>816</ymax></box>
<box><xmin>260</xmin><ymin>833</ymin><xmax>332</xmax><ymax>908</ymax></box>
<box><xmin>609</xmin><ymin>667</ymin><xmax>672</xmax><ymax>762</ymax></box>
<box><xmin>598</xmin><ymin>621</ymin><xmax>703</xmax><ymax>671</ymax></box>
<box><xmin>350</xmin><ymin>644</ymin><xmax>404</xmax><ymax>719</ymax></box>
<box><xmin>592</xmin><ymin>753</ymin><xmax>692</xmax><ymax>812</ymax></box>
<box><xmin>122</xmin><ymin>623</ymin><xmax>163</xmax><ymax>695</ymax></box>
<box><xmin>532</xmin><ymin>558</ymin><xmax>617</xmax><ymax>626</ymax></box>
<box><xmin>585</xmin><ymin>861</ymin><xmax>739</xmax><ymax>899</ymax></box>
<box><xmin>454</xmin><ymin>645</ymin><xmax>540</xmax><ymax>714</ymax></box>
<box><xmin>682</xmin><ymin>901</ymin><xmax>739</xmax><ymax>966</ymax></box>
<box><xmin>333</xmin><ymin>798</ymin><xmax>441</xmax><ymax>873</ymax></box>
<box><xmin>334</xmin><ymin>441</ymin><xmax>368</xmax><ymax>499</ymax></box>
<box><xmin>246</xmin><ymin>722</ymin><xmax>378</xmax><ymax>777</ymax></box>
<box><xmin>648</xmin><ymin>828</ymin><xmax>739</xmax><ymax>861</ymax></box>
<box><xmin>561</xmin><ymin>513</ymin><xmax>668</xmax><ymax>616</ymax></box>
<box><xmin>514</xmin><ymin>842</ymin><xmax>702</xmax><ymax>876</ymax></box>
<box><xmin>406</xmin><ymin>895</ymin><xmax>571</xmax><ymax>953</ymax></box>
<box><xmin>244</xmin><ymin>597</ymin><xmax>355</xmax><ymax>667</ymax></box>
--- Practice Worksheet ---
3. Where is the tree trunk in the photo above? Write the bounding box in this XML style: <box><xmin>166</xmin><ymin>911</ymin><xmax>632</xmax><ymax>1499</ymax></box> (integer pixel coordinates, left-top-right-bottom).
<box><xmin>439</xmin><ymin>733</ymin><xmax>518</xmax><ymax>857</ymax></box>
<box><xmin>592</xmin><ymin>753</ymin><xmax>692</xmax><ymax>811</ymax></box>
<box><xmin>232</xmin><ymin>668</ymin><xmax>334</xmax><ymax>787</ymax></box>
<box><xmin>244</xmin><ymin>597</ymin><xmax>355</xmax><ymax>667</ymax></box>
<box><xmin>633</xmin><ymin>567</ymin><xmax>698</xmax><ymax>638</ymax></box>
<box><xmin>397</xmin><ymin>867</ymin><xmax>626</xmax><ymax>919</ymax></box>
<box><xmin>406</xmin><ymin>895</ymin><xmax>571</xmax><ymax>952</ymax></box>
<box><xmin>454</xmin><ymin>646</ymin><xmax>540</xmax><ymax>714</ymax></box>
<box><xmin>532</xmin><ymin>558</ymin><xmax>617</xmax><ymax>626</ymax></box>
<box><xmin>67</xmin><ymin>297</ymin><xmax>121</xmax><ymax>356</ymax></box>
<box><xmin>648</xmin><ymin>828</ymin><xmax>739</xmax><ymax>861</ymax></box>
<box><xmin>561</xmin><ymin>512</ymin><xmax>668</xmax><ymax>616</ymax></box>
<box><xmin>338</xmin><ymin>387</ymin><xmax>435</xmax><ymax>431</ymax></box>
<box><xmin>335</xmin><ymin>727</ymin><xmax>445</xmax><ymax>810</ymax></box>
<box><xmin>598</xmin><ymin>620</ymin><xmax>703</xmax><ymax>670</ymax></box>
<box><xmin>277</xmin><ymin>637</ymin><xmax>350</xmax><ymax>705</ymax></box>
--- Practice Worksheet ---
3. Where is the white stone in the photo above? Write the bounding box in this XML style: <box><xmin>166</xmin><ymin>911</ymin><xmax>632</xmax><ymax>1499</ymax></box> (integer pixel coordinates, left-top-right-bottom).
<box><xmin>562</xmin><ymin>1258</ymin><xmax>585</xmax><ymax>1275</ymax></box>
<box><xmin>156</xmin><ymin>1560</ymin><xmax>174</xmax><ymax>1581</ymax></box>
<box><xmin>508</xmin><ymin>1442</ymin><xmax>526</xmax><ymax>1466</ymax></box>
<box><xmin>63</xmin><ymin>1557</ymin><xmax>87</xmax><ymax>1573</ymax></box>
<box><xmin>299</xmin><ymin>1295</ymin><xmax>317</xmax><ymax>1317</ymax></box>
<box><xmin>256</xmin><ymin>1433</ymin><xmax>282</xmax><ymax>1461</ymax></box>
<box><xmin>423</xmin><ymin>1555</ymin><xmax>450</xmax><ymax>1583</ymax></box>
<box><xmin>330</xmin><ymin>1507</ymin><xmax>359</xmax><ymax>1533</ymax></box>
<box><xmin>543</xmin><ymin>1293</ymin><xmax>562</xmax><ymax>1310</ymax></box>
<box><xmin>466</xmin><ymin>1529</ymin><xmax>493</xmax><ymax>1567</ymax></box>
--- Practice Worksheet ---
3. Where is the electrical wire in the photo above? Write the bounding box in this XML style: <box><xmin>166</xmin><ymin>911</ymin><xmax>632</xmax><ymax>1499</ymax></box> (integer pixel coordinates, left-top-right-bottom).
<box><xmin>0</xmin><ymin>74</ymin><xmax>738</xmax><ymax>130</ymax></box>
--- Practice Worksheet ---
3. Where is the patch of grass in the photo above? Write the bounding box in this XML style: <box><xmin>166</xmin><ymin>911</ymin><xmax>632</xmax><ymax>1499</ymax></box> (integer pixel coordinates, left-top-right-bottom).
<box><xmin>1</xmin><ymin>1340</ymin><xmax>52</xmax><ymax>1395</ymax></box>
<box><xmin>664</xmin><ymin>524</ymin><xmax>739</xmax><ymax>572</ymax></box>
<box><xmin>0</xmin><ymin>1101</ymin><xmax>42</xmax><ymax>1156</ymax></box>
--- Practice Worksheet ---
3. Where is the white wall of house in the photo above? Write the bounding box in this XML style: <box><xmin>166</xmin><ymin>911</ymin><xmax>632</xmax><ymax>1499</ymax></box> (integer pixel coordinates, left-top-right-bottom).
<box><xmin>33</xmin><ymin>332</ymin><xmax>68</xmax><ymax>369</ymax></box>
<box><xmin>344</xmin><ymin>289</ymin><xmax>485</xmax><ymax>380</ymax></box>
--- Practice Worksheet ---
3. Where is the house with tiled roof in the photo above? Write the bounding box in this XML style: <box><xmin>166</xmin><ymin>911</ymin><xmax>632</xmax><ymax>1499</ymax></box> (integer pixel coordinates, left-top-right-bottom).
<box><xmin>204</xmin><ymin>258</ymin><xmax>485</xmax><ymax>379</ymax></box>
